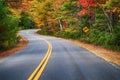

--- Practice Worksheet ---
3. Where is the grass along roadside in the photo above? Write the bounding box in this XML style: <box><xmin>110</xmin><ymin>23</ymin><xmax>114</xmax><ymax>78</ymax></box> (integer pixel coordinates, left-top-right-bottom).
<box><xmin>0</xmin><ymin>36</ymin><xmax>28</xmax><ymax>59</ymax></box>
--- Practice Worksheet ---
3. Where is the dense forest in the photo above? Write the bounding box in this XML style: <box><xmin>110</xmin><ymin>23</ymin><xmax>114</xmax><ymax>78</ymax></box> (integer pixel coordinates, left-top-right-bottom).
<box><xmin>0</xmin><ymin>0</ymin><xmax>35</xmax><ymax>50</ymax></box>
<box><xmin>0</xmin><ymin>0</ymin><xmax>120</xmax><ymax>51</ymax></box>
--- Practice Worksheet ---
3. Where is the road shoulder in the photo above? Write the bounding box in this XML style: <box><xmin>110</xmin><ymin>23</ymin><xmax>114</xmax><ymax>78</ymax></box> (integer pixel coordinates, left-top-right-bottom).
<box><xmin>65</xmin><ymin>39</ymin><xmax>120</xmax><ymax>67</ymax></box>
<box><xmin>39</xmin><ymin>34</ymin><xmax>120</xmax><ymax>66</ymax></box>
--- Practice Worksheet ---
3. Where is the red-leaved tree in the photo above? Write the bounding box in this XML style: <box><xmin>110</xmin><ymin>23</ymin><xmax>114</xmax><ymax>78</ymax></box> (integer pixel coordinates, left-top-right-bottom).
<box><xmin>77</xmin><ymin>0</ymin><xmax>95</xmax><ymax>16</ymax></box>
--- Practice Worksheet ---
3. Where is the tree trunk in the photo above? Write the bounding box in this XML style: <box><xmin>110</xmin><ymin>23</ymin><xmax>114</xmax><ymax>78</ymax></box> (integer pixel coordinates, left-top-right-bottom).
<box><xmin>58</xmin><ymin>19</ymin><xmax>63</xmax><ymax>31</ymax></box>
<box><xmin>102</xmin><ymin>7</ymin><xmax>113</xmax><ymax>34</ymax></box>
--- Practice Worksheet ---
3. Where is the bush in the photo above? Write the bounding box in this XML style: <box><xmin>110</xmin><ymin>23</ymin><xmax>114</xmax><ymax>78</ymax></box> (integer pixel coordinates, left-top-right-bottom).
<box><xmin>37</xmin><ymin>29</ymin><xmax>49</xmax><ymax>35</ymax></box>
<box><xmin>19</xmin><ymin>12</ymin><xmax>35</xmax><ymax>29</ymax></box>
<box><xmin>113</xmin><ymin>27</ymin><xmax>120</xmax><ymax>46</ymax></box>
<box><xmin>0</xmin><ymin>15</ymin><xmax>19</xmax><ymax>50</ymax></box>
<box><xmin>81</xmin><ymin>29</ymin><xmax>120</xmax><ymax>51</ymax></box>
<box><xmin>55</xmin><ymin>27</ymin><xmax>81</xmax><ymax>39</ymax></box>
<box><xmin>0</xmin><ymin>2</ymin><xmax>19</xmax><ymax>50</ymax></box>
<box><xmin>87</xmin><ymin>30</ymin><xmax>114</xmax><ymax>45</ymax></box>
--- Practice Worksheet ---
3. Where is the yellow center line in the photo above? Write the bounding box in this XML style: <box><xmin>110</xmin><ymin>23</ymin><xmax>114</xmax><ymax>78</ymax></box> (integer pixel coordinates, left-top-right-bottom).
<box><xmin>28</xmin><ymin>39</ymin><xmax>52</xmax><ymax>80</ymax></box>
<box><xmin>34</xmin><ymin>44</ymin><xmax>52</xmax><ymax>80</ymax></box>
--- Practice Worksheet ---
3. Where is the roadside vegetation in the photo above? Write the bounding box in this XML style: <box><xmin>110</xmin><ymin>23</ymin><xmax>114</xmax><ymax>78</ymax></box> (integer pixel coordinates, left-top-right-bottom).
<box><xmin>0</xmin><ymin>1</ymin><xmax>19</xmax><ymax>50</ymax></box>
<box><xmin>0</xmin><ymin>0</ymin><xmax>120</xmax><ymax>52</ymax></box>
<box><xmin>36</xmin><ymin>0</ymin><xmax>120</xmax><ymax>52</ymax></box>
<box><xmin>0</xmin><ymin>0</ymin><xmax>35</xmax><ymax>50</ymax></box>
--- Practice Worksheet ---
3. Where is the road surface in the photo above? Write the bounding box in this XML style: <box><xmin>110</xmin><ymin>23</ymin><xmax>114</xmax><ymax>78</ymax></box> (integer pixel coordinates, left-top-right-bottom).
<box><xmin>0</xmin><ymin>29</ymin><xmax>120</xmax><ymax>80</ymax></box>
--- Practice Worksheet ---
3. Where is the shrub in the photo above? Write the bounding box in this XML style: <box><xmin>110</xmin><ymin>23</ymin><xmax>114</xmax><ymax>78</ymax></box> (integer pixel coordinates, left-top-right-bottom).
<box><xmin>19</xmin><ymin>12</ymin><xmax>35</xmax><ymax>29</ymax></box>
<box><xmin>82</xmin><ymin>29</ymin><xmax>120</xmax><ymax>51</ymax></box>
<box><xmin>0</xmin><ymin>2</ymin><xmax>19</xmax><ymax>50</ymax></box>
<box><xmin>54</xmin><ymin>27</ymin><xmax>82</xmax><ymax>39</ymax></box>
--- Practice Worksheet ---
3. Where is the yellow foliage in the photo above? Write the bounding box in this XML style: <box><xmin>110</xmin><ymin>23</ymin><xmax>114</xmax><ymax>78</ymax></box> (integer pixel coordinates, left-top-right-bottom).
<box><xmin>9</xmin><ymin>8</ymin><xmax>21</xmax><ymax>16</ymax></box>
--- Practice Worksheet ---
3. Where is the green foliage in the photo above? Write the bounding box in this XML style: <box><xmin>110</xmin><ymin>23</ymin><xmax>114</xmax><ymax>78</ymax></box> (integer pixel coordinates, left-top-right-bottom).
<box><xmin>0</xmin><ymin>2</ymin><xmax>8</xmax><ymax>19</ymax></box>
<box><xmin>19</xmin><ymin>12</ymin><xmax>35</xmax><ymax>29</ymax></box>
<box><xmin>38</xmin><ymin>25</ymin><xmax>59</xmax><ymax>35</ymax></box>
<box><xmin>93</xmin><ymin>9</ymin><xmax>109</xmax><ymax>32</ymax></box>
<box><xmin>38</xmin><ymin>26</ymin><xmax>81</xmax><ymax>39</ymax></box>
<box><xmin>113</xmin><ymin>26</ymin><xmax>120</xmax><ymax>46</ymax></box>
<box><xmin>0</xmin><ymin>15</ymin><xmax>19</xmax><ymax>49</ymax></box>
<box><xmin>61</xmin><ymin>1</ymin><xmax>77</xmax><ymax>11</ymax></box>
<box><xmin>37</xmin><ymin>29</ymin><xmax>49</xmax><ymax>35</ymax></box>
<box><xmin>80</xmin><ymin>29</ymin><xmax>120</xmax><ymax>51</ymax></box>
<box><xmin>0</xmin><ymin>2</ymin><xmax>19</xmax><ymax>50</ymax></box>
<box><xmin>86</xmin><ymin>30</ymin><xmax>113</xmax><ymax>45</ymax></box>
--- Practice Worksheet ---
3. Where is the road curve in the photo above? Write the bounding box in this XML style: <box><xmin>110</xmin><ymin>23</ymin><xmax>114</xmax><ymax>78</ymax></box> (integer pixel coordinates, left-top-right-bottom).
<box><xmin>0</xmin><ymin>29</ymin><xmax>120</xmax><ymax>80</ymax></box>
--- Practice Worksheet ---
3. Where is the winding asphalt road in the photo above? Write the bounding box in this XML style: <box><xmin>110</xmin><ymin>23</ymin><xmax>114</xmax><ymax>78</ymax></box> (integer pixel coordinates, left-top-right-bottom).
<box><xmin>0</xmin><ymin>29</ymin><xmax>120</xmax><ymax>80</ymax></box>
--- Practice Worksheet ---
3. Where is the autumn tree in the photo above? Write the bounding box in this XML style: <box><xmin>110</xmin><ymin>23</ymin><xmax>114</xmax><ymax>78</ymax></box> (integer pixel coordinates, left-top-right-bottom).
<box><xmin>77</xmin><ymin>0</ymin><xmax>96</xmax><ymax>28</ymax></box>
<box><xmin>60</xmin><ymin>0</ymin><xmax>79</xmax><ymax>27</ymax></box>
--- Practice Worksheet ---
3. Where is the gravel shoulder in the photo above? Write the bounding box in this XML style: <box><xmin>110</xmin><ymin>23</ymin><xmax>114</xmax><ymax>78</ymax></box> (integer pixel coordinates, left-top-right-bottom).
<box><xmin>66</xmin><ymin>39</ymin><xmax>120</xmax><ymax>66</ymax></box>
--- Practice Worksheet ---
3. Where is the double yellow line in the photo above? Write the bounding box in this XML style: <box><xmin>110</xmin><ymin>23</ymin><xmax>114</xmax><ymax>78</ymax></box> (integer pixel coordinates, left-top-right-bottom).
<box><xmin>28</xmin><ymin>39</ymin><xmax>52</xmax><ymax>80</ymax></box>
